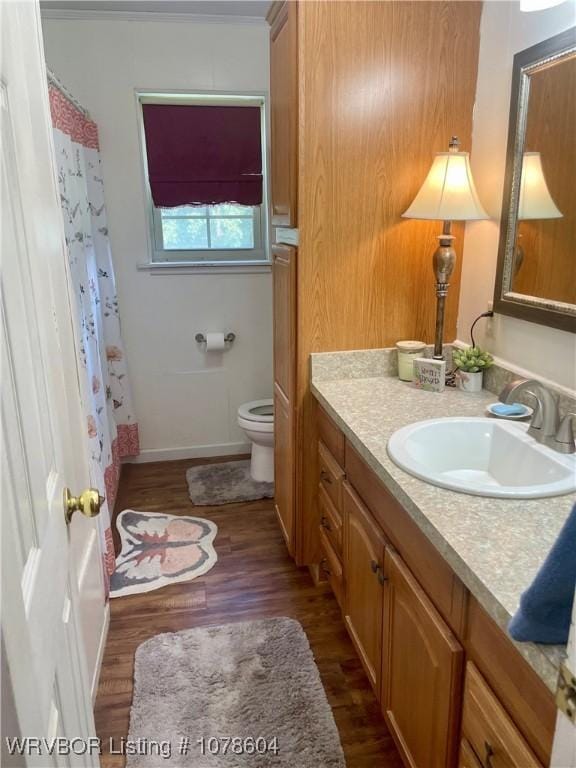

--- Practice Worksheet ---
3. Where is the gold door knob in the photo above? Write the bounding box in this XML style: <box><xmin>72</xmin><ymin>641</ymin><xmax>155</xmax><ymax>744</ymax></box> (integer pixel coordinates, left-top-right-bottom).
<box><xmin>64</xmin><ymin>487</ymin><xmax>104</xmax><ymax>525</ymax></box>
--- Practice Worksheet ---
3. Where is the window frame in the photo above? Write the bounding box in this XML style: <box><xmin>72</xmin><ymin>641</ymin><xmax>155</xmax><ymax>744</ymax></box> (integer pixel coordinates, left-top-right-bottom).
<box><xmin>137</xmin><ymin>90</ymin><xmax>270</xmax><ymax>268</ymax></box>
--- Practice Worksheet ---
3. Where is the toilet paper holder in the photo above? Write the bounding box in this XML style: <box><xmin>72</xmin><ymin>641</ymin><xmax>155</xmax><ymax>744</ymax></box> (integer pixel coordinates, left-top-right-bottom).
<box><xmin>195</xmin><ymin>332</ymin><xmax>236</xmax><ymax>344</ymax></box>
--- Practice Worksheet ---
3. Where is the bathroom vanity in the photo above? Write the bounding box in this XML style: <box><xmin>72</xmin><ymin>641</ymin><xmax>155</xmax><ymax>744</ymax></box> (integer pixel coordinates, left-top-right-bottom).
<box><xmin>310</xmin><ymin>351</ymin><xmax>574</xmax><ymax>768</ymax></box>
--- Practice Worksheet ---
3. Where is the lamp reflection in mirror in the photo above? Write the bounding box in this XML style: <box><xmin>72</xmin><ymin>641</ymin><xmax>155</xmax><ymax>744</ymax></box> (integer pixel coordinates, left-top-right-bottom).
<box><xmin>519</xmin><ymin>0</ymin><xmax>566</xmax><ymax>11</ymax></box>
<box><xmin>514</xmin><ymin>152</ymin><xmax>563</xmax><ymax>275</ymax></box>
<box><xmin>403</xmin><ymin>137</ymin><xmax>488</xmax><ymax>360</ymax></box>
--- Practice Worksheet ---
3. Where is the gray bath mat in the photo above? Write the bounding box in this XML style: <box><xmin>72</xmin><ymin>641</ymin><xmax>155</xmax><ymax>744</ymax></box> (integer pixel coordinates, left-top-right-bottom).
<box><xmin>186</xmin><ymin>460</ymin><xmax>274</xmax><ymax>505</ymax></box>
<box><xmin>127</xmin><ymin>618</ymin><xmax>345</xmax><ymax>767</ymax></box>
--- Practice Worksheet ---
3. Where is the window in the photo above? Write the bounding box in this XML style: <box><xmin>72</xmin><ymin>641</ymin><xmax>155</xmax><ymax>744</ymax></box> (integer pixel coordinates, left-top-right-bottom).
<box><xmin>138</xmin><ymin>93</ymin><xmax>269</xmax><ymax>266</ymax></box>
<box><xmin>153</xmin><ymin>203</ymin><xmax>264</xmax><ymax>260</ymax></box>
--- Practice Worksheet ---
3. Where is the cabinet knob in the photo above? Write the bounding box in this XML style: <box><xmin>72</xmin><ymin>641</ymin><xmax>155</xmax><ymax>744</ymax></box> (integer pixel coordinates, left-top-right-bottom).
<box><xmin>320</xmin><ymin>469</ymin><xmax>333</xmax><ymax>484</ymax></box>
<box><xmin>320</xmin><ymin>515</ymin><xmax>332</xmax><ymax>531</ymax></box>
<box><xmin>371</xmin><ymin>560</ymin><xmax>387</xmax><ymax>585</ymax></box>
<box><xmin>320</xmin><ymin>558</ymin><xmax>332</xmax><ymax>577</ymax></box>
<box><xmin>483</xmin><ymin>741</ymin><xmax>495</xmax><ymax>768</ymax></box>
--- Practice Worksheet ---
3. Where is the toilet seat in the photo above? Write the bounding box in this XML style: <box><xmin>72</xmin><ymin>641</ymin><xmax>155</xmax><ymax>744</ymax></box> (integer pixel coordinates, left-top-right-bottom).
<box><xmin>238</xmin><ymin>399</ymin><xmax>274</xmax><ymax>424</ymax></box>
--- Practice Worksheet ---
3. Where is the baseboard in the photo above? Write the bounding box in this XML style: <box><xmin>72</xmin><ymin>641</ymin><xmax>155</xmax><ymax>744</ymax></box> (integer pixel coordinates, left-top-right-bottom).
<box><xmin>125</xmin><ymin>441</ymin><xmax>251</xmax><ymax>464</ymax></box>
<box><xmin>91</xmin><ymin>602</ymin><xmax>109</xmax><ymax>704</ymax></box>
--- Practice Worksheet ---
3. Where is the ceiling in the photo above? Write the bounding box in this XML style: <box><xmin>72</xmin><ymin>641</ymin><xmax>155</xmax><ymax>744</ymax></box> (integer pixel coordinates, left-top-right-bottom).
<box><xmin>40</xmin><ymin>1</ymin><xmax>272</xmax><ymax>20</ymax></box>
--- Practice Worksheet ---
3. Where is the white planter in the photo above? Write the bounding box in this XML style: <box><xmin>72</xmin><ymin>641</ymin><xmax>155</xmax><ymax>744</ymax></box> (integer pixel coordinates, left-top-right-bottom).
<box><xmin>457</xmin><ymin>370</ymin><xmax>483</xmax><ymax>393</ymax></box>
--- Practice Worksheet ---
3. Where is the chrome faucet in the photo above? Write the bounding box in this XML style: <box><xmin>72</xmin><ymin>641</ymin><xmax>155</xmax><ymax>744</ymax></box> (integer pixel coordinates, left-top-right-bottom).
<box><xmin>499</xmin><ymin>378</ymin><xmax>575</xmax><ymax>454</ymax></box>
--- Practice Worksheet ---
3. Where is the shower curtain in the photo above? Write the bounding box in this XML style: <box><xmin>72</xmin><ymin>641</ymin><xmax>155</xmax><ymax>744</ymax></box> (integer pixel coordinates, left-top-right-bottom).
<box><xmin>48</xmin><ymin>76</ymin><xmax>139</xmax><ymax>594</ymax></box>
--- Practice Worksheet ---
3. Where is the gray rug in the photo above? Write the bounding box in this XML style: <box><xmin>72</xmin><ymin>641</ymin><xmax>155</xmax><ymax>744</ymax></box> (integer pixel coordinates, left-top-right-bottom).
<box><xmin>127</xmin><ymin>618</ymin><xmax>345</xmax><ymax>767</ymax></box>
<box><xmin>186</xmin><ymin>460</ymin><xmax>274</xmax><ymax>505</ymax></box>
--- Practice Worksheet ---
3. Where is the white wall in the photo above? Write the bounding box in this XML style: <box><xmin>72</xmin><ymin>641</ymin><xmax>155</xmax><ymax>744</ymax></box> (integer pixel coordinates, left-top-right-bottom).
<box><xmin>42</xmin><ymin>17</ymin><xmax>272</xmax><ymax>460</ymax></box>
<box><xmin>458</xmin><ymin>0</ymin><xmax>576</xmax><ymax>390</ymax></box>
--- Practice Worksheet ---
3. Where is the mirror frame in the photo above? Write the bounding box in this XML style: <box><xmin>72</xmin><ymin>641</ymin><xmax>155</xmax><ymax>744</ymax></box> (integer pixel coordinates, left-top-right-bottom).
<box><xmin>493</xmin><ymin>27</ymin><xmax>576</xmax><ymax>333</ymax></box>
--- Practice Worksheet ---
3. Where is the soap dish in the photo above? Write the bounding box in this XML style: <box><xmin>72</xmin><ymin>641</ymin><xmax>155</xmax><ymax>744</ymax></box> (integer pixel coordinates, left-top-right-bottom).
<box><xmin>486</xmin><ymin>402</ymin><xmax>534</xmax><ymax>420</ymax></box>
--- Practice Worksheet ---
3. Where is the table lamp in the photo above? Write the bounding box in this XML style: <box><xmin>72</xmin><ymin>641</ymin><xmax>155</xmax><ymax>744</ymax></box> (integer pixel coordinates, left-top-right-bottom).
<box><xmin>403</xmin><ymin>137</ymin><xmax>488</xmax><ymax>359</ymax></box>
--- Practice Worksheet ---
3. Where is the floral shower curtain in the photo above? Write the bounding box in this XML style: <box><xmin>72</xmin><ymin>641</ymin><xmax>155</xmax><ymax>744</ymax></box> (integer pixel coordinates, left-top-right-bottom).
<box><xmin>48</xmin><ymin>76</ymin><xmax>139</xmax><ymax>594</ymax></box>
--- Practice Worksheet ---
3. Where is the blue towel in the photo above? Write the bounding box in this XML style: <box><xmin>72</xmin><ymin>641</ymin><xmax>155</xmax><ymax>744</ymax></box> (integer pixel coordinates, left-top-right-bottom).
<box><xmin>509</xmin><ymin>503</ymin><xmax>576</xmax><ymax>644</ymax></box>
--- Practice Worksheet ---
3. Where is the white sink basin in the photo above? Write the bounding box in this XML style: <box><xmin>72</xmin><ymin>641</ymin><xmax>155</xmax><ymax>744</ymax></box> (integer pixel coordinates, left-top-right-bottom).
<box><xmin>387</xmin><ymin>417</ymin><xmax>576</xmax><ymax>499</ymax></box>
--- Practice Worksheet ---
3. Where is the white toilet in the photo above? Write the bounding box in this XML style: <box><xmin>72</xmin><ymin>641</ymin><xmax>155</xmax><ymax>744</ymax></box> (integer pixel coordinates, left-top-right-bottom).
<box><xmin>237</xmin><ymin>399</ymin><xmax>274</xmax><ymax>483</ymax></box>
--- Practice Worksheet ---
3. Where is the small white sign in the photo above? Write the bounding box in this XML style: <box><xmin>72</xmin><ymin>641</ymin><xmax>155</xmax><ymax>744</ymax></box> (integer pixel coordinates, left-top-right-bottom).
<box><xmin>413</xmin><ymin>358</ymin><xmax>446</xmax><ymax>392</ymax></box>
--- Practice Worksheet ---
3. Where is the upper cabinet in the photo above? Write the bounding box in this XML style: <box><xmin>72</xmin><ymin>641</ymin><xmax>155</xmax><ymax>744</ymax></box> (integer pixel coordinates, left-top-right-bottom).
<box><xmin>268</xmin><ymin>1</ymin><xmax>298</xmax><ymax>227</ymax></box>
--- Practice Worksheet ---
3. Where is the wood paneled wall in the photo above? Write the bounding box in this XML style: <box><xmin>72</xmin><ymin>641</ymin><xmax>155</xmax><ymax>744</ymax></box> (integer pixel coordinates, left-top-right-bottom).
<box><xmin>296</xmin><ymin>1</ymin><xmax>482</xmax><ymax>563</ymax></box>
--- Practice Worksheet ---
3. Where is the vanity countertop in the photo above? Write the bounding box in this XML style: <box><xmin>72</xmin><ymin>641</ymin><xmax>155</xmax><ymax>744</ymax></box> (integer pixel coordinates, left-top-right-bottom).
<box><xmin>311</xmin><ymin>359</ymin><xmax>574</xmax><ymax>692</ymax></box>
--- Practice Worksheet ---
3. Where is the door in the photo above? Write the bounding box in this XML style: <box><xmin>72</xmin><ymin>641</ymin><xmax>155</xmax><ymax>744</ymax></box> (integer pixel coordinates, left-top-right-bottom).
<box><xmin>273</xmin><ymin>383</ymin><xmax>294</xmax><ymax>554</ymax></box>
<box><xmin>1</xmin><ymin>2</ymin><xmax>102</xmax><ymax>763</ymax></box>
<box><xmin>272</xmin><ymin>244</ymin><xmax>296</xmax><ymax>403</ymax></box>
<box><xmin>269</xmin><ymin>0</ymin><xmax>298</xmax><ymax>227</ymax></box>
<box><xmin>342</xmin><ymin>482</ymin><xmax>386</xmax><ymax>695</ymax></box>
<box><xmin>382</xmin><ymin>549</ymin><xmax>464</xmax><ymax>768</ymax></box>
<box><xmin>272</xmin><ymin>244</ymin><xmax>296</xmax><ymax>554</ymax></box>
<box><xmin>551</xmin><ymin>587</ymin><xmax>576</xmax><ymax>767</ymax></box>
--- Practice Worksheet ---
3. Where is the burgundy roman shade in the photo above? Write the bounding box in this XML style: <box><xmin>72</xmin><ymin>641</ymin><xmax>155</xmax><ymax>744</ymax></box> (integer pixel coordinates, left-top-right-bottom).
<box><xmin>142</xmin><ymin>103</ymin><xmax>263</xmax><ymax>208</ymax></box>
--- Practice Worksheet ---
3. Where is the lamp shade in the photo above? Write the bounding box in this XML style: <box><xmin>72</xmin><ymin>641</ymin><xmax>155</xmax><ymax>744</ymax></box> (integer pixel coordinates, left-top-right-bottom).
<box><xmin>402</xmin><ymin>151</ymin><xmax>488</xmax><ymax>221</ymax></box>
<box><xmin>520</xmin><ymin>0</ymin><xmax>565</xmax><ymax>11</ymax></box>
<box><xmin>518</xmin><ymin>152</ymin><xmax>563</xmax><ymax>220</ymax></box>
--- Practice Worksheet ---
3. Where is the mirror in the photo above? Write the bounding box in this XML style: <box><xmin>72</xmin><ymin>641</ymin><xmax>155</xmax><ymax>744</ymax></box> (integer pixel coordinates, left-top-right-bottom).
<box><xmin>494</xmin><ymin>27</ymin><xmax>576</xmax><ymax>333</ymax></box>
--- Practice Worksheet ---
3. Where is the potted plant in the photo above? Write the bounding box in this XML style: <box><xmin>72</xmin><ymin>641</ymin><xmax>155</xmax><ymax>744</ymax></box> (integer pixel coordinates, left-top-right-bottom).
<box><xmin>452</xmin><ymin>347</ymin><xmax>493</xmax><ymax>392</ymax></box>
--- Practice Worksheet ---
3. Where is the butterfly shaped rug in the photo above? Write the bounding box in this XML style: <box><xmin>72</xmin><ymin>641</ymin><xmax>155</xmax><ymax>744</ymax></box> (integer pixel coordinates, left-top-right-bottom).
<box><xmin>109</xmin><ymin>510</ymin><xmax>217</xmax><ymax>598</ymax></box>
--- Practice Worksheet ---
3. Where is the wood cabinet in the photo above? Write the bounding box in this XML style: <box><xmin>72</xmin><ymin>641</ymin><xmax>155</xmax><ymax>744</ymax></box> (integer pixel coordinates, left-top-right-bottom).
<box><xmin>267</xmin><ymin>1</ymin><xmax>482</xmax><ymax>569</ymax></box>
<box><xmin>318</xmin><ymin>484</ymin><xmax>342</xmax><ymax>557</ymax></box>
<box><xmin>272</xmin><ymin>244</ymin><xmax>296</xmax><ymax>403</ymax></box>
<box><xmin>272</xmin><ymin>244</ymin><xmax>296</xmax><ymax>554</ymax></box>
<box><xmin>458</xmin><ymin>739</ymin><xmax>483</xmax><ymax>768</ymax></box>
<box><xmin>319</xmin><ymin>527</ymin><xmax>344</xmax><ymax>611</ymax></box>
<box><xmin>343</xmin><ymin>481</ymin><xmax>386</xmax><ymax>695</ymax></box>
<box><xmin>273</xmin><ymin>384</ymin><xmax>294</xmax><ymax>554</ymax></box>
<box><xmin>382</xmin><ymin>549</ymin><xmax>464</xmax><ymax>767</ymax></box>
<box><xmin>268</xmin><ymin>0</ymin><xmax>298</xmax><ymax>226</ymax></box>
<box><xmin>461</xmin><ymin>663</ymin><xmax>542</xmax><ymax>768</ymax></box>
<box><xmin>313</xmin><ymin>403</ymin><xmax>555</xmax><ymax>768</ymax></box>
<box><xmin>318</xmin><ymin>440</ymin><xmax>344</xmax><ymax>511</ymax></box>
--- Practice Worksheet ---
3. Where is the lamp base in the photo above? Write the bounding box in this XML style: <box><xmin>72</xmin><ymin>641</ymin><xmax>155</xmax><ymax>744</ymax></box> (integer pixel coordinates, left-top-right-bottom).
<box><xmin>432</xmin><ymin>232</ymin><xmax>456</xmax><ymax>359</ymax></box>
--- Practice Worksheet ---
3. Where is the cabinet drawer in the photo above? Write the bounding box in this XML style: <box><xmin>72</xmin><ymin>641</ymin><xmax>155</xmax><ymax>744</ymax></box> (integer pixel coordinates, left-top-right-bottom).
<box><xmin>465</xmin><ymin>598</ymin><xmax>554</xmax><ymax>764</ymax></box>
<box><xmin>459</xmin><ymin>739</ymin><xmax>483</xmax><ymax>768</ymax></box>
<box><xmin>318</xmin><ymin>483</ymin><xmax>343</xmax><ymax>557</ymax></box>
<box><xmin>461</xmin><ymin>663</ymin><xmax>542</xmax><ymax>768</ymax></box>
<box><xmin>318</xmin><ymin>441</ymin><xmax>345</xmax><ymax>510</ymax></box>
<box><xmin>320</xmin><ymin>528</ymin><xmax>344</xmax><ymax>610</ymax></box>
<box><xmin>318</xmin><ymin>405</ymin><xmax>345</xmax><ymax>466</ymax></box>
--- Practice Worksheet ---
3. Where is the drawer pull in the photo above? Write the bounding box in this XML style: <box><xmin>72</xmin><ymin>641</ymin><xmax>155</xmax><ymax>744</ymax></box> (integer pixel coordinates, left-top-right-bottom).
<box><xmin>320</xmin><ymin>470</ymin><xmax>333</xmax><ymax>485</ymax></box>
<box><xmin>320</xmin><ymin>558</ymin><xmax>332</xmax><ymax>577</ymax></box>
<box><xmin>320</xmin><ymin>515</ymin><xmax>332</xmax><ymax>531</ymax></box>
<box><xmin>483</xmin><ymin>741</ymin><xmax>494</xmax><ymax>768</ymax></box>
<box><xmin>371</xmin><ymin>560</ymin><xmax>387</xmax><ymax>585</ymax></box>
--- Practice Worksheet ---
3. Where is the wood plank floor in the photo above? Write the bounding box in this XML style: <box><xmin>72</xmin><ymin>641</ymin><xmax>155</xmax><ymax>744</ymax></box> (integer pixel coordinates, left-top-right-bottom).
<box><xmin>94</xmin><ymin>456</ymin><xmax>403</xmax><ymax>767</ymax></box>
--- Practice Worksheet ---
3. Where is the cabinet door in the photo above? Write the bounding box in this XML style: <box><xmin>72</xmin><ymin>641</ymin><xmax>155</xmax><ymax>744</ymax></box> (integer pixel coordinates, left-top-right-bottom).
<box><xmin>343</xmin><ymin>481</ymin><xmax>386</xmax><ymax>694</ymax></box>
<box><xmin>274</xmin><ymin>383</ymin><xmax>294</xmax><ymax>554</ymax></box>
<box><xmin>382</xmin><ymin>549</ymin><xmax>464</xmax><ymax>768</ymax></box>
<box><xmin>269</xmin><ymin>0</ymin><xmax>298</xmax><ymax>226</ymax></box>
<box><xmin>272</xmin><ymin>244</ymin><xmax>296</xmax><ymax>402</ymax></box>
<box><xmin>461</xmin><ymin>663</ymin><xmax>542</xmax><ymax>768</ymax></box>
<box><xmin>459</xmin><ymin>740</ymin><xmax>483</xmax><ymax>768</ymax></box>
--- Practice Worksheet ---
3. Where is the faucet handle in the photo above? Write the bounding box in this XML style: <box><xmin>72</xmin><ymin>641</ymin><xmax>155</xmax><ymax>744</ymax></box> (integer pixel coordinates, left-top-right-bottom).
<box><xmin>555</xmin><ymin>413</ymin><xmax>576</xmax><ymax>454</ymax></box>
